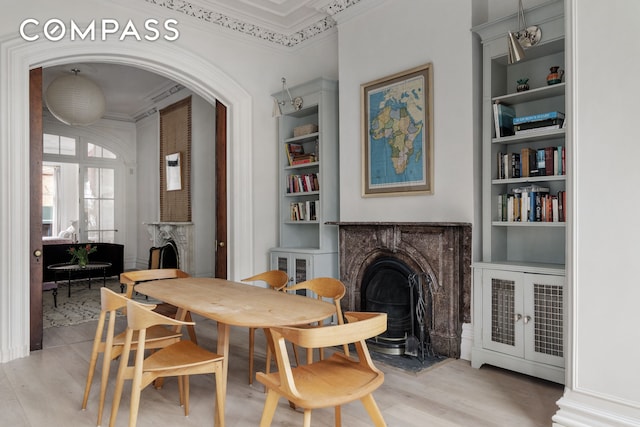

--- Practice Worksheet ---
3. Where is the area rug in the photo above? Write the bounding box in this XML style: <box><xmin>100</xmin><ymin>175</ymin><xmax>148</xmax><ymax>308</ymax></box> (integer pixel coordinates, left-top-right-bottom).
<box><xmin>42</xmin><ymin>278</ymin><xmax>155</xmax><ymax>329</ymax></box>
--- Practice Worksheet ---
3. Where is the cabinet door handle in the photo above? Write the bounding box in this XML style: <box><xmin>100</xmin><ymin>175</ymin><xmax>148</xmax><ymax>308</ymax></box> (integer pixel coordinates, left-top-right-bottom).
<box><xmin>523</xmin><ymin>315</ymin><xmax>531</xmax><ymax>324</ymax></box>
<box><xmin>514</xmin><ymin>313</ymin><xmax>522</xmax><ymax>322</ymax></box>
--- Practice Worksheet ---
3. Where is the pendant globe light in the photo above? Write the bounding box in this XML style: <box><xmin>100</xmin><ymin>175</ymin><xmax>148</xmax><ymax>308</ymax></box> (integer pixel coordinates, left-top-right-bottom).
<box><xmin>45</xmin><ymin>68</ymin><xmax>106</xmax><ymax>126</ymax></box>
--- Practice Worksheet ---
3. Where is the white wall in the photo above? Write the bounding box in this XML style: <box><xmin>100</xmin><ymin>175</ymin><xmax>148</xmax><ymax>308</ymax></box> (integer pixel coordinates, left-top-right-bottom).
<box><xmin>553</xmin><ymin>0</ymin><xmax>640</xmax><ymax>425</ymax></box>
<box><xmin>336</xmin><ymin>0</ymin><xmax>475</xmax><ymax>226</ymax></box>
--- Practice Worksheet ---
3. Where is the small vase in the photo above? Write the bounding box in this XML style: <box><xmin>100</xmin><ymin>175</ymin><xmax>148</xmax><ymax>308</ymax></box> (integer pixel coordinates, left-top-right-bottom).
<box><xmin>78</xmin><ymin>259</ymin><xmax>87</xmax><ymax>268</ymax></box>
<box><xmin>547</xmin><ymin>66</ymin><xmax>564</xmax><ymax>85</ymax></box>
<box><xmin>516</xmin><ymin>79</ymin><xmax>530</xmax><ymax>92</ymax></box>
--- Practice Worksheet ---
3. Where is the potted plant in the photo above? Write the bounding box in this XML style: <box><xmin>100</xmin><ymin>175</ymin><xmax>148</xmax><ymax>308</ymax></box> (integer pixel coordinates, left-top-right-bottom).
<box><xmin>68</xmin><ymin>244</ymin><xmax>97</xmax><ymax>268</ymax></box>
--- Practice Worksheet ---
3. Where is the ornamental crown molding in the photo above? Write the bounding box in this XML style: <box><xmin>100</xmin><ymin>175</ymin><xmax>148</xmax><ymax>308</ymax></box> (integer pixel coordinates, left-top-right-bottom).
<box><xmin>145</xmin><ymin>0</ymin><xmax>362</xmax><ymax>47</ymax></box>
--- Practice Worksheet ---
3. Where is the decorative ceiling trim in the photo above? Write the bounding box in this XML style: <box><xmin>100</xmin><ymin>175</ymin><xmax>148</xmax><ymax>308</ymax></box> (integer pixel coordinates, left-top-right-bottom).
<box><xmin>145</xmin><ymin>0</ymin><xmax>361</xmax><ymax>47</ymax></box>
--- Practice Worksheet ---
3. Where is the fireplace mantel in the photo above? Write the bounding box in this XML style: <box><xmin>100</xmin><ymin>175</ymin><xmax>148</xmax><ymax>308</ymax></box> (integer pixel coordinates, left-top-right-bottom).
<box><xmin>333</xmin><ymin>221</ymin><xmax>471</xmax><ymax>358</ymax></box>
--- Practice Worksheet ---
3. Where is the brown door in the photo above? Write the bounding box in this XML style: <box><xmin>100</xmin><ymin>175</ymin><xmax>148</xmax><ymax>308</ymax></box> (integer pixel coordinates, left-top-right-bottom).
<box><xmin>29</xmin><ymin>68</ymin><xmax>44</xmax><ymax>350</ymax></box>
<box><xmin>214</xmin><ymin>100</ymin><xmax>228</xmax><ymax>278</ymax></box>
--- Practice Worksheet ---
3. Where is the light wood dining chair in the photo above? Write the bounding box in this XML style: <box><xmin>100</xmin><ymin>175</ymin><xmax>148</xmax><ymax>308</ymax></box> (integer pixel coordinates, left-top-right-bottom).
<box><xmin>81</xmin><ymin>287</ymin><xmax>182</xmax><ymax>427</ymax></box>
<box><xmin>109</xmin><ymin>299</ymin><xmax>225</xmax><ymax>427</ymax></box>
<box><xmin>287</xmin><ymin>277</ymin><xmax>350</xmax><ymax>363</ymax></box>
<box><xmin>256</xmin><ymin>311</ymin><xmax>388</xmax><ymax>427</ymax></box>
<box><xmin>120</xmin><ymin>268</ymin><xmax>197</xmax><ymax>343</ymax></box>
<box><xmin>242</xmin><ymin>270</ymin><xmax>290</xmax><ymax>385</ymax></box>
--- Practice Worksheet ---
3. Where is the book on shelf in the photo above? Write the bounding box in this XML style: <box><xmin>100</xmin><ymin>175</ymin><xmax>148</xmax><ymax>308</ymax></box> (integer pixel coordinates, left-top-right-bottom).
<box><xmin>497</xmin><ymin>152</ymin><xmax>520</xmax><ymax>179</ymax></box>
<box><xmin>513</xmin><ymin>111</ymin><xmax>565</xmax><ymax>125</ymax></box>
<box><xmin>520</xmin><ymin>147</ymin><xmax>536</xmax><ymax>177</ymax></box>
<box><xmin>498</xmin><ymin>146</ymin><xmax>565</xmax><ymax>180</ymax></box>
<box><xmin>497</xmin><ymin>186</ymin><xmax>565</xmax><ymax>223</ymax></box>
<box><xmin>285</xmin><ymin>142</ymin><xmax>318</xmax><ymax>166</ymax></box>
<box><xmin>287</xmin><ymin>173</ymin><xmax>319</xmax><ymax>193</ymax></box>
<box><xmin>514</xmin><ymin>121</ymin><xmax>564</xmax><ymax>134</ymax></box>
<box><xmin>289</xmin><ymin>200</ymin><xmax>318</xmax><ymax>221</ymax></box>
<box><xmin>493</xmin><ymin>102</ymin><xmax>516</xmax><ymax>138</ymax></box>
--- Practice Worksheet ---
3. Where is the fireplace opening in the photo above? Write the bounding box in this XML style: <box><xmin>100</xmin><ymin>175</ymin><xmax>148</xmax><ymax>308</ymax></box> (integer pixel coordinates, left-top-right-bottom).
<box><xmin>361</xmin><ymin>256</ymin><xmax>415</xmax><ymax>355</ymax></box>
<box><xmin>148</xmin><ymin>240</ymin><xmax>179</xmax><ymax>269</ymax></box>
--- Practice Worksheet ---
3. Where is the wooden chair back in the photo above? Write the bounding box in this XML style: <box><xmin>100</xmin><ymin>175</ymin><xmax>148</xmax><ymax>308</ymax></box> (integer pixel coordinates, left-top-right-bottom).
<box><xmin>288</xmin><ymin>277</ymin><xmax>349</xmax><ymax>360</ymax></box>
<box><xmin>288</xmin><ymin>277</ymin><xmax>346</xmax><ymax>323</ymax></box>
<box><xmin>242</xmin><ymin>270</ymin><xmax>289</xmax><ymax>290</ymax></box>
<box><xmin>256</xmin><ymin>312</ymin><xmax>388</xmax><ymax>426</ymax></box>
<box><xmin>278</xmin><ymin>311</ymin><xmax>387</xmax><ymax>350</ymax></box>
<box><xmin>120</xmin><ymin>268</ymin><xmax>196</xmax><ymax>343</ymax></box>
<box><xmin>120</xmin><ymin>268</ymin><xmax>190</xmax><ymax>298</ymax></box>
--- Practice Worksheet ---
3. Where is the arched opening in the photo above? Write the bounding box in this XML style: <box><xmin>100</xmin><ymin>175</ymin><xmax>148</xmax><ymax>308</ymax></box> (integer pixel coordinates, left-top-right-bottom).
<box><xmin>1</xmin><ymin>36</ymin><xmax>253</xmax><ymax>359</ymax></box>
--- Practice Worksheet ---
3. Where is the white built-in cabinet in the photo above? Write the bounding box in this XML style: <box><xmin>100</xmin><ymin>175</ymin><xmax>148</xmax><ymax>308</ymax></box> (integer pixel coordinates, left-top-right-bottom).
<box><xmin>269</xmin><ymin>78</ymin><xmax>339</xmax><ymax>290</ymax></box>
<box><xmin>472</xmin><ymin>1</ymin><xmax>566</xmax><ymax>383</ymax></box>
<box><xmin>472</xmin><ymin>266</ymin><xmax>564</xmax><ymax>383</ymax></box>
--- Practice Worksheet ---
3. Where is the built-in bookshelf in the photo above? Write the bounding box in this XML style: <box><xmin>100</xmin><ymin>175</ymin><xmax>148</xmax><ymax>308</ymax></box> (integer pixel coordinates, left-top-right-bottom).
<box><xmin>471</xmin><ymin>0</ymin><xmax>566</xmax><ymax>384</ymax></box>
<box><xmin>270</xmin><ymin>78</ymin><xmax>339</xmax><ymax>288</ymax></box>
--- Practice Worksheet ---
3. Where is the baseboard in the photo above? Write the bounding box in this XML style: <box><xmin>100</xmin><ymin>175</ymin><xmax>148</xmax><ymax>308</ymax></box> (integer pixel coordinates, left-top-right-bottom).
<box><xmin>460</xmin><ymin>322</ymin><xmax>473</xmax><ymax>361</ymax></box>
<box><xmin>553</xmin><ymin>389</ymin><xmax>640</xmax><ymax>427</ymax></box>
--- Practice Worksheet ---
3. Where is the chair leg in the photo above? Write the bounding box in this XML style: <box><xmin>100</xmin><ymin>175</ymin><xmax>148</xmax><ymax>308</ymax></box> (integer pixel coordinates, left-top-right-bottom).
<box><xmin>360</xmin><ymin>394</ymin><xmax>387</xmax><ymax>427</ymax></box>
<box><xmin>178</xmin><ymin>375</ymin><xmax>185</xmax><ymax>407</ymax></box>
<box><xmin>185</xmin><ymin>311</ymin><xmax>198</xmax><ymax>344</ymax></box>
<box><xmin>335</xmin><ymin>405</ymin><xmax>342</xmax><ymax>427</ymax></box>
<box><xmin>82</xmin><ymin>314</ymin><xmax>106</xmax><ymax>411</ymax></box>
<box><xmin>291</xmin><ymin>343</ymin><xmax>300</xmax><ymax>366</ymax></box>
<box><xmin>109</xmin><ymin>340</ymin><xmax>132</xmax><ymax>427</ymax></box>
<box><xmin>128</xmin><ymin>375</ymin><xmax>145</xmax><ymax>427</ymax></box>
<box><xmin>214</xmin><ymin>369</ymin><xmax>225</xmax><ymax>427</ymax></box>
<box><xmin>259</xmin><ymin>389</ymin><xmax>280</xmax><ymax>427</ymax></box>
<box><xmin>183</xmin><ymin>375</ymin><xmax>190</xmax><ymax>416</ymax></box>
<box><xmin>249</xmin><ymin>327</ymin><xmax>255</xmax><ymax>384</ymax></box>
<box><xmin>303</xmin><ymin>408</ymin><xmax>312</xmax><ymax>427</ymax></box>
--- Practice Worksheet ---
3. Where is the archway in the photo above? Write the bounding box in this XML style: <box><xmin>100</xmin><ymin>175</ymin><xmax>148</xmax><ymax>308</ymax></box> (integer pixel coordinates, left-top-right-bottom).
<box><xmin>1</xmin><ymin>35</ymin><xmax>253</xmax><ymax>360</ymax></box>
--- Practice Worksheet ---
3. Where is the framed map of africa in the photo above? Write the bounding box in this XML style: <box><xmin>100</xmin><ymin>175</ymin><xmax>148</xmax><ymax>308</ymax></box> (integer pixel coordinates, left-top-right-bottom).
<box><xmin>361</xmin><ymin>63</ymin><xmax>433</xmax><ymax>196</ymax></box>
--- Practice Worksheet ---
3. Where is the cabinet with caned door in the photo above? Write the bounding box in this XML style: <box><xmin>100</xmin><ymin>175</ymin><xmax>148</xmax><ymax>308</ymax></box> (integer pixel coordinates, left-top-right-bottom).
<box><xmin>472</xmin><ymin>266</ymin><xmax>564</xmax><ymax>384</ymax></box>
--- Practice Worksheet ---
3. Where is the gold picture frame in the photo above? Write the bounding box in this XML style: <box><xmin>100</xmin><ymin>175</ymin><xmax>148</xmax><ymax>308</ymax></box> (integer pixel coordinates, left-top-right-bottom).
<box><xmin>361</xmin><ymin>63</ymin><xmax>434</xmax><ymax>196</ymax></box>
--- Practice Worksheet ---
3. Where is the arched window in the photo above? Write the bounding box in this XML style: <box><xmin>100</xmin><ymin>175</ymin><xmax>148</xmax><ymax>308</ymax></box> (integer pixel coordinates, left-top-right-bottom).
<box><xmin>43</xmin><ymin>133</ymin><xmax>119</xmax><ymax>243</ymax></box>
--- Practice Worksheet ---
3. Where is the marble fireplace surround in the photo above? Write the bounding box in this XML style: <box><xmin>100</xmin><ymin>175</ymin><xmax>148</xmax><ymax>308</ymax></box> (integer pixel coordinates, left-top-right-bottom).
<box><xmin>333</xmin><ymin>222</ymin><xmax>471</xmax><ymax>358</ymax></box>
<box><xmin>145</xmin><ymin>222</ymin><xmax>194</xmax><ymax>275</ymax></box>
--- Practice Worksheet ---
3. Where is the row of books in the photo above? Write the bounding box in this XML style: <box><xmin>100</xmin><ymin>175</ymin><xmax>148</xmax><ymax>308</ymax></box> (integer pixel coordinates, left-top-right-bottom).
<box><xmin>514</xmin><ymin>111</ymin><xmax>565</xmax><ymax>135</ymax></box>
<box><xmin>497</xmin><ymin>186</ymin><xmax>566</xmax><ymax>222</ymax></box>
<box><xmin>285</xmin><ymin>141</ymin><xmax>319</xmax><ymax>166</ymax></box>
<box><xmin>497</xmin><ymin>146</ymin><xmax>565</xmax><ymax>179</ymax></box>
<box><xmin>493</xmin><ymin>102</ymin><xmax>566</xmax><ymax>138</ymax></box>
<box><xmin>290</xmin><ymin>200</ymin><xmax>318</xmax><ymax>221</ymax></box>
<box><xmin>287</xmin><ymin>173</ymin><xmax>319</xmax><ymax>193</ymax></box>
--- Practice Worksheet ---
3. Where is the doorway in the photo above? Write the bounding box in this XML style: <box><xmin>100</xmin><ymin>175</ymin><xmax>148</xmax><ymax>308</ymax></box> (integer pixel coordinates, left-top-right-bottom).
<box><xmin>4</xmin><ymin>38</ymin><xmax>253</xmax><ymax>359</ymax></box>
<box><xmin>30</xmin><ymin>63</ymin><xmax>233</xmax><ymax>350</ymax></box>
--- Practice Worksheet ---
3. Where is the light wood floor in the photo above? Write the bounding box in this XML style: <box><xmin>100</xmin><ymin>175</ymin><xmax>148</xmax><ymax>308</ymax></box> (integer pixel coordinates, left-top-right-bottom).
<box><xmin>1</xmin><ymin>315</ymin><xmax>563</xmax><ymax>426</ymax></box>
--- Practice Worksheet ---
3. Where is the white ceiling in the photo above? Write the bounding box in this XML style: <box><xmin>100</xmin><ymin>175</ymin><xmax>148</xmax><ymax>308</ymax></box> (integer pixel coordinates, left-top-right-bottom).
<box><xmin>43</xmin><ymin>0</ymin><xmax>354</xmax><ymax>122</ymax></box>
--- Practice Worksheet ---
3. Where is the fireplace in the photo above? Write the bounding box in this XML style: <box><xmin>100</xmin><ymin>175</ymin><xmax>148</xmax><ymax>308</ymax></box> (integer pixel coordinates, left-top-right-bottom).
<box><xmin>334</xmin><ymin>222</ymin><xmax>471</xmax><ymax>358</ymax></box>
<box><xmin>145</xmin><ymin>222</ymin><xmax>194</xmax><ymax>274</ymax></box>
<box><xmin>361</xmin><ymin>256</ymin><xmax>414</xmax><ymax>353</ymax></box>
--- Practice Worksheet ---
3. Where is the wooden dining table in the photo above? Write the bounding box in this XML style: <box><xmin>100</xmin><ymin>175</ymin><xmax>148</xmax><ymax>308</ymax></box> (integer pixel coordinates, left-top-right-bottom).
<box><xmin>134</xmin><ymin>276</ymin><xmax>336</xmax><ymax>427</ymax></box>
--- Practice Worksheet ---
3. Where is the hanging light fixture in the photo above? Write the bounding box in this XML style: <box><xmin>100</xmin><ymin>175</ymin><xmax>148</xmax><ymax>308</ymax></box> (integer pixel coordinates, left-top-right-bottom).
<box><xmin>507</xmin><ymin>0</ymin><xmax>541</xmax><ymax>64</ymax></box>
<box><xmin>272</xmin><ymin>77</ymin><xmax>303</xmax><ymax>118</ymax></box>
<box><xmin>45</xmin><ymin>68</ymin><xmax>106</xmax><ymax>126</ymax></box>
